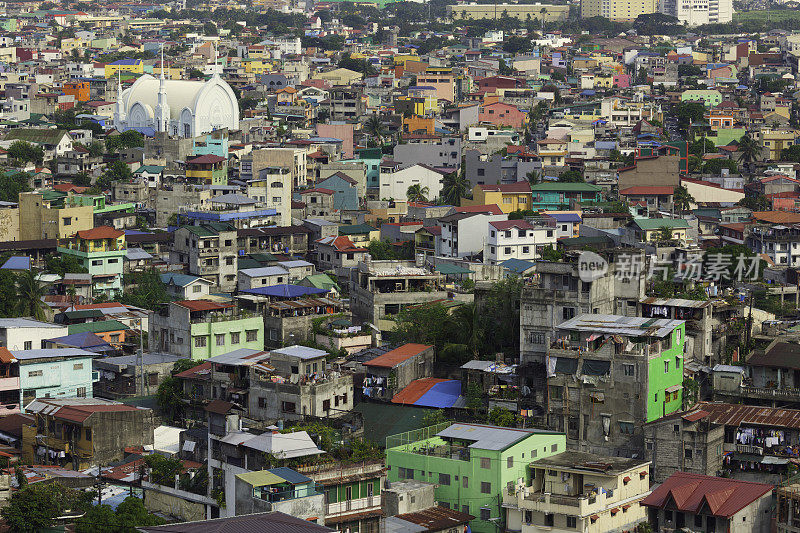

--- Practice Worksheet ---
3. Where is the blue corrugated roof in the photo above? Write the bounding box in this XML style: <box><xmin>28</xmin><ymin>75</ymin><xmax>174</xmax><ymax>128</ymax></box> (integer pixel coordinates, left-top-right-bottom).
<box><xmin>268</xmin><ymin>467</ymin><xmax>312</xmax><ymax>485</ymax></box>
<box><xmin>1</xmin><ymin>256</ymin><xmax>30</xmax><ymax>270</ymax></box>
<box><xmin>500</xmin><ymin>258</ymin><xmax>536</xmax><ymax>274</ymax></box>
<box><xmin>241</xmin><ymin>284</ymin><xmax>329</xmax><ymax>298</ymax></box>
<box><xmin>547</xmin><ymin>213</ymin><xmax>582</xmax><ymax>223</ymax></box>
<box><xmin>415</xmin><ymin>380</ymin><xmax>462</xmax><ymax>408</ymax></box>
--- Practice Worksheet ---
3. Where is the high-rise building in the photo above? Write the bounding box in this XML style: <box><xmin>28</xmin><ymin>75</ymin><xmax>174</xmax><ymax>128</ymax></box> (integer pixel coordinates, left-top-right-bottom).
<box><xmin>580</xmin><ymin>0</ymin><xmax>657</xmax><ymax>22</ymax></box>
<box><xmin>659</xmin><ymin>0</ymin><xmax>732</xmax><ymax>25</ymax></box>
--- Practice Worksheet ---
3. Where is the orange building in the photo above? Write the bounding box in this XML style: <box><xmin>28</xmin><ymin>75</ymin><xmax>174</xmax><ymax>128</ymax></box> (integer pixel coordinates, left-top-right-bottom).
<box><xmin>402</xmin><ymin>115</ymin><xmax>434</xmax><ymax>135</ymax></box>
<box><xmin>63</xmin><ymin>81</ymin><xmax>90</xmax><ymax>102</ymax></box>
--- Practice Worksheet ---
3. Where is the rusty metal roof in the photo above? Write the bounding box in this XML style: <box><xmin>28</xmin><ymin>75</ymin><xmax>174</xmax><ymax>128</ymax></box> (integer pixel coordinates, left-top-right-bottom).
<box><xmin>557</xmin><ymin>314</ymin><xmax>683</xmax><ymax>338</ymax></box>
<box><xmin>694</xmin><ymin>402</ymin><xmax>800</xmax><ymax>430</ymax></box>
<box><xmin>640</xmin><ymin>297</ymin><xmax>712</xmax><ymax>309</ymax></box>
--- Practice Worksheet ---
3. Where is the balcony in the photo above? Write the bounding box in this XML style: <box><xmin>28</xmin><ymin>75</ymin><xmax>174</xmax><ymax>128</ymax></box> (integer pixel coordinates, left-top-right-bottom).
<box><xmin>326</xmin><ymin>496</ymin><xmax>380</xmax><ymax>517</ymax></box>
<box><xmin>0</xmin><ymin>376</ymin><xmax>19</xmax><ymax>392</ymax></box>
<box><xmin>740</xmin><ymin>385</ymin><xmax>800</xmax><ymax>401</ymax></box>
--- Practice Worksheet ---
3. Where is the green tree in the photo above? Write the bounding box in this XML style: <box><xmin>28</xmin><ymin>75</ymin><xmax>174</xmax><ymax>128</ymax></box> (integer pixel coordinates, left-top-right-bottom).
<box><xmin>87</xmin><ymin>140</ymin><xmax>105</xmax><ymax>157</ymax></box>
<box><xmin>363</xmin><ymin>115</ymin><xmax>388</xmax><ymax>145</ymax></box>
<box><xmin>502</xmin><ymin>35</ymin><xmax>532</xmax><ymax>54</ymax></box>
<box><xmin>97</xmin><ymin>161</ymin><xmax>133</xmax><ymax>190</ymax></box>
<box><xmin>73</xmin><ymin>171</ymin><xmax>92</xmax><ymax>187</ymax></box>
<box><xmin>367</xmin><ymin>239</ymin><xmax>397</xmax><ymax>260</ymax></box>
<box><xmin>701</xmin><ymin>159</ymin><xmax>738</xmax><ymax>175</ymax></box>
<box><xmin>526</xmin><ymin>169</ymin><xmax>543</xmax><ymax>186</ymax></box>
<box><xmin>689</xmin><ymin>137</ymin><xmax>715</xmax><ymax>156</ymax></box>
<box><xmin>657</xmin><ymin>226</ymin><xmax>675</xmax><ymax>242</ymax></box>
<box><xmin>45</xmin><ymin>254</ymin><xmax>89</xmax><ymax>276</ymax></box>
<box><xmin>105</xmin><ymin>130</ymin><xmax>144</xmax><ymax>152</ymax></box>
<box><xmin>0</xmin><ymin>171</ymin><xmax>32</xmax><ymax>202</ymax></box>
<box><xmin>156</xmin><ymin>376</ymin><xmax>185</xmax><ymax>423</ymax></box>
<box><xmin>781</xmin><ymin>144</ymin><xmax>800</xmax><ymax>163</ymax></box>
<box><xmin>672</xmin><ymin>185</ymin><xmax>694</xmax><ymax>212</ymax></box>
<box><xmin>1</xmin><ymin>482</ymin><xmax>87</xmax><ymax>532</ymax></box>
<box><xmin>144</xmin><ymin>453</ymin><xmax>184</xmax><ymax>485</ymax></box>
<box><xmin>338</xmin><ymin>53</ymin><xmax>377</xmax><ymax>76</ymax></box>
<box><xmin>440</xmin><ymin>171</ymin><xmax>470</xmax><ymax>206</ymax></box>
<box><xmin>16</xmin><ymin>269</ymin><xmax>47</xmax><ymax>321</ymax></box>
<box><xmin>541</xmin><ymin>247</ymin><xmax>563</xmax><ymax>261</ymax></box>
<box><xmin>120</xmin><ymin>269</ymin><xmax>172</xmax><ymax>310</ymax></box>
<box><xmin>737</xmin><ymin>134</ymin><xmax>760</xmax><ymax>171</ymax></box>
<box><xmin>187</xmin><ymin>67</ymin><xmax>204</xmax><ymax>79</ymax></box>
<box><xmin>558</xmin><ymin>169</ymin><xmax>584</xmax><ymax>183</ymax></box>
<box><xmin>76</xmin><ymin>496</ymin><xmax>164</xmax><ymax>533</ymax></box>
<box><xmin>674</xmin><ymin>101</ymin><xmax>706</xmax><ymax>132</ymax></box>
<box><xmin>487</xmin><ymin>406</ymin><xmax>516</xmax><ymax>427</ymax></box>
<box><xmin>7</xmin><ymin>141</ymin><xmax>44</xmax><ymax>166</ymax></box>
<box><xmin>737</xmin><ymin>194</ymin><xmax>770</xmax><ymax>211</ymax></box>
<box><xmin>406</xmin><ymin>183</ymin><xmax>430</xmax><ymax>203</ymax></box>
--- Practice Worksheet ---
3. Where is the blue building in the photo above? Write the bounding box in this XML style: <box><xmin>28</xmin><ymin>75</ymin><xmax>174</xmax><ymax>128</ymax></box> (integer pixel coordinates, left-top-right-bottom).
<box><xmin>12</xmin><ymin>348</ymin><xmax>97</xmax><ymax>410</ymax></box>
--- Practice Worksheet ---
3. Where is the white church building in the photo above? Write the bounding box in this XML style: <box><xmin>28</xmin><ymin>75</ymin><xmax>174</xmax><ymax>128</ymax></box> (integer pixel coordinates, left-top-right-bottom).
<box><xmin>113</xmin><ymin>62</ymin><xmax>239</xmax><ymax>138</ymax></box>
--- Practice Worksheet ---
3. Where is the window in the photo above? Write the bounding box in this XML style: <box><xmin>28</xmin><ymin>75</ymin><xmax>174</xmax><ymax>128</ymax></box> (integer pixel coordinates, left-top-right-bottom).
<box><xmin>28</xmin><ymin>370</ymin><xmax>42</xmax><ymax>377</ymax></box>
<box><xmin>664</xmin><ymin>510</ymin><xmax>673</xmax><ymax>522</ymax></box>
<box><xmin>77</xmin><ymin>386</ymin><xmax>86</xmax><ymax>397</ymax></box>
<box><xmin>258</xmin><ymin>397</ymin><xmax>268</xmax><ymax>408</ymax></box>
<box><xmin>281</xmin><ymin>401</ymin><xmax>296</xmax><ymax>413</ymax></box>
<box><xmin>225</xmin><ymin>257</ymin><xmax>234</xmax><ymax>266</ymax></box>
<box><xmin>438</xmin><ymin>473</ymin><xmax>451</xmax><ymax>485</ymax></box>
<box><xmin>323</xmin><ymin>399</ymin><xmax>331</xmax><ymax>411</ymax></box>
<box><xmin>551</xmin><ymin>444</ymin><xmax>558</xmax><ymax>452</ymax></box>
<box><xmin>398</xmin><ymin>467</ymin><xmax>414</xmax><ymax>480</ymax></box>
<box><xmin>63</xmin><ymin>217</ymin><xmax>71</xmax><ymax>225</ymax></box>
<box><xmin>562</xmin><ymin>307</ymin><xmax>575</xmax><ymax>320</ymax></box>
<box><xmin>462</xmin><ymin>476</ymin><xmax>468</xmax><ymax>488</ymax></box>
<box><xmin>622</xmin><ymin>364</ymin><xmax>635</xmax><ymax>376</ymax></box>
<box><xmin>664</xmin><ymin>360</ymin><xmax>670</xmax><ymax>373</ymax></box>
<box><xmin>85</xmin><ymin>428</ymin><xmax>91</xmax><ymax>441</ymax></box>
<box><xmin>504</xmin><ymin>247</ymin><xmax>511</xmax><ymax>255</ymax></box>
<box><xmin>545</xmin><ymin>514</ymin><xmax>554</xmax><ymax>527</ymax></box>
<box><xmin>685</xmin><ymin>448</ymin><xmax>693</xmax><ymax>459</ymax></box>
<box><xmin>695</xmin><ymin>515</ymin><xmax>703</xmax><ymax>527</ymax></box>
<box><xmin>477</xmin><ymin>168</ymin><xmax>485</xmax><ymax>177</ymax></box>
<box><xmin>480</xmin><ymin>457</ymin><xmax>490</xmax><ymax>469</ymax></box>
<box><xmin>230</xmin><ymin>332</ymin><xmax>240</xmax><ymax>344</ymax></box>
<box><xmin>24</xmin><ymin>341</ymin><xmax>32</xmax><ymax>350</ymax></box>
<box><xmin>215</xmin><ymin>334</ymin><xmax>225</xmax><ymax>346</ymax></box>
<box><xmin>194</xmin><ymin>336</ymin><xmax>207</xmax><ymax>348</ymax></box>
<box><xmin>246</xmin><ymin>330</ymin><xmax>258</xmax><ymax>342</ymax></box>
<box><xmin>192</xmin><ymin>285</ymin><xmax>202</xmax><ymax>293</ymax></box>
<box><xmin>462</xmin><ymin>505</ymin><xmax>470</xmax><ymax>515</ymax></box>
<box><xmin>507</xmin><ymin>456</ymin><xmax>513</xmax><ymax>468</ymax></box>
<box><xmin>480</xmin><ymin>508</ymin><xmax>491</xmax><ymax>521</ymax></box>
<box><xmin>480</xmin><ymin>482</ymin><xmax>491</xmax><ymax>494</ymax></box>
<box><xmin>73</xmin><ymin>363</ymin><xmax>83</xmax><ymax>370</ymax></box>
<box><xmin>522</xmin><ymin>246</ymin><xmax>529</xmax><ymax>254</ymax></box>
<box><xmin>619</xmin><ymin>421</ymin><xmax>635</xmax><ymax>435</ymax></box>
<box><xmin>107</xmin><ymin>258</ymin><xmax>118</xmax><ymax>264</ymax></box>
<box><xmin>91</xmin><ymin>260</ymin><xmax>102</xmax><ymax>266</ymax></box>
<box><xmin>565</xmin><ymin>516</ymin><xmax>577</xmax><ymax>529</ymax></box>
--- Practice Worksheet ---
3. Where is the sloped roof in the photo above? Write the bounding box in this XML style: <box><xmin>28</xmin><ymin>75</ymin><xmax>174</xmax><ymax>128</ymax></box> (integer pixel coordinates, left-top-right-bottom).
<box><xmin>640</xmin><ymin>472</ymin><xmax>773</xmax><ymax>518</ymax></box>
<box><xmin>364</xmin><ymin>344</ymin><xmax>432</xmax><ymax>368</ymax></box>
<box><xmin>76</xmin><ymin>226</ymin><xmax>124</xmax><ymax>240</ymax></box>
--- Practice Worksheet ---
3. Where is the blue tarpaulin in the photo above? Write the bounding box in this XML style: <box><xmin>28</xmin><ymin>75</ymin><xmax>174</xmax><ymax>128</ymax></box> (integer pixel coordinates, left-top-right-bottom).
<box><xmin>414</xmin><ymin>380</ymin><xmax>462</xmax><ymax>408</ymax></box>
<box><xmin>241</xmin><ymin>284</ymin><xmax>329</xmax><ymax>298</ymax></box>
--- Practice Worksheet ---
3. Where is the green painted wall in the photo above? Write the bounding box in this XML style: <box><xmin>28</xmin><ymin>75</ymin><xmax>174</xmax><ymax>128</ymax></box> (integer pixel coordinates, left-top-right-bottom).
<box><xmin>646</xmin><ymin>322</ymin><xmax>685</xmax><ymax>423</ymax></box>
<box><xmin>325</xmin><ymin>479</ymin><xmax>381</xmax><ymax>503</ymax></box>
<box><xmin>386</xmin><ymin>428</ymin><xmax>566</xmax><ymax>533</ymax></box>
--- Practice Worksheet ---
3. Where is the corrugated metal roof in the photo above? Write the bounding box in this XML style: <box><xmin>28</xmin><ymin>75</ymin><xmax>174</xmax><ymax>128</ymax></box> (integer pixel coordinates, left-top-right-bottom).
<box><xmin>364</xmin><ymin>344</ymin><xmax>432</xmax><ymax>368</ymax></box>
<box><xmin>557</xmin><ymin>314</ymin><xmax>683</xmax><ymax>338</ymax></box>
<box><xmin>694</xmin><ymin>402</ymin><xmax>800</xmax><ymax>430</ymax></box>
<box><xmin>435</xmin><ymin>423</ymin><xmax>542</xmax><ymax>451</ymax></box>
<box><xmin>640</xmin><ymin>297</ymin><xmax>712</xmax><ymax>309</ymax></box>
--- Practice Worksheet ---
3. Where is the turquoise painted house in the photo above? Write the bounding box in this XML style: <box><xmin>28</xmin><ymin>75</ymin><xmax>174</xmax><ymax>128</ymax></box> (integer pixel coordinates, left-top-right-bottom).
<box><xmin>530</xmin><ymin>182</ymin><xmax>602</xmax><ymax>210</ymax></box>
<box><xmin>12</xmin><ymin>348</ymin><xmax>97</xmax><ymax>410</ymax></box>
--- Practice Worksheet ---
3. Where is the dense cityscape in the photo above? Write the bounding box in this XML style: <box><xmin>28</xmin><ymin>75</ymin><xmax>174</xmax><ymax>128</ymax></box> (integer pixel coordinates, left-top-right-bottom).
<box><xmin>0</xmin><ymin>0</ymin><xmax>797</xmax><ymax>531</ymax></box>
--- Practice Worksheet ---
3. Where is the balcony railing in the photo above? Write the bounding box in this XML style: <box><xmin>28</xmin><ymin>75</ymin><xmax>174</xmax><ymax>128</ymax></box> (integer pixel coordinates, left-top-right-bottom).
<box><xmin>326</xmin><ymin>496</ymin><xmax>379</xmax><ymax>516</ymax></box>
<box><xmin>524</xmin><ymin>492</ymin><xmax>583</xmax><ymax>508</ymax></box>
<box><xmin>741</xmin><ymin>385</ymin><xmax>800</xmax><ymax>399</ymax></box>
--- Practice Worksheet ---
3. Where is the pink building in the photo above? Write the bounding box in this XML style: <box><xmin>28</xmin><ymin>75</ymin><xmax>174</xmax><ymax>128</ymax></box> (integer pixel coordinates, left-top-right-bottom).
<box><xmin>317</xmin><ymin>123</ymin><xmax>355</xmax><ymax>159</ymax></box>
<box><xmin>613</xmin><ymin>74</ymin><xmax>631</xmax><ymax>88</ymax></box>
<box><xmin>478</xmin><ymin>102</ymin><xmax>527</xmax><ymax>128</ymax></box>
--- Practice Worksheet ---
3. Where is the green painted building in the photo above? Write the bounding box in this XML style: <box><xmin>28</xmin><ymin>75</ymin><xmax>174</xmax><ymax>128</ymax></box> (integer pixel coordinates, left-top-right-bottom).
<box><xmin>546</xmin><ymin>314</ymin><xmax>686</xmax><ymax>456</ymax></box>
<box><xmin>386</xmin><ymin>423</ymin><xmax>566</xmax><ymax>533</ymax></box>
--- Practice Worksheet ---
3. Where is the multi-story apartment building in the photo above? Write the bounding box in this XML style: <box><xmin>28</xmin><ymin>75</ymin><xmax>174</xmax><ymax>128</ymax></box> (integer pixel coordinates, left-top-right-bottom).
<box><xmin>246</xmin><ymin>165</ymin><xmax>293</xmax><ymax>226</ymax></box>
<box><xmin>22</xmin><ymin>397</ymin><xmax>155</xmax><ymax>469</ymax></box>
<box><xmin>149</xmin><ymin>300</ymin><xmax>264</xmax><ymax>360</ymax></box>
<box><xmin>439</xmin><ymin>211</ymin><xmax>507</xmax><ymax>259</ymax></box>
<box><xmin>350</xmin><ymin>260</ymin><xmax>456</xmax><ymax>331</ymax></box>
<box><xmin>580</xmin><ymin>0</ymin><xmax>657</xmax><ymax>20</ymax></box>
<box><xmin>18</xmin><ymin>191</ymin><xmax>94</xmax><ymax>241</ymax></box>
<box><xmin>13</xmin><ymin>348</ymin><xmax>97</xmax><ymax>411</ymax></box>
<box><xmin>503</xmin><ymin>451</ymin><xmax>651</xmax><ymax>533</ymax></box>
<box><xmin>328</xmin><ymin>88</ymin><xmax>366</xmax><ymax>121</ymax></box>
<box><xmin>659</xmin><ymin>0</ymin><xmax>733</xmax><ymax>24</ymax></box>
<box><xmin>546</xmin><ymin>314</ymin><xmax>686</xmax><ymax>457</ymax></box>
<box><xmin>392</xmin><ymin>135</ymin><xmax>461</xmax><ymax>170</ymax></box>
<box><xmin>171</xmin><ymin>223</ymin><xmax>238</xmax><ymax>292</ymax></box>
<box><xmin>58</xmin><ymin>226</ymin><xmax>126</xmax><ymax>297</ymax></box>
<box><xmin>485</xmin><ymin>219</ymin><xmax>558</xmax><ymax>264</ymax></box>
<box><xmin>240</xmin><ymin>147</ymin><xmax>308</xmax><ymax>189</ymax></box>
<box><xmin>0</xmin><ymin>318</ymin><xmax>67</xmax><ymax>351</ymax></box>
<box><xmin>745</xmin><ymin>222</ymin><xmax>800</xmax><ymax>268</ymax></box>
<box><xmin>386</xmin><ymin>422</ymin><xmax>567</xmax><ymax>533</ymax></box>
<box><xmin>519</xmin><ymin>251</ymin><xmax>646</xmax><ymax>366</ymax></box>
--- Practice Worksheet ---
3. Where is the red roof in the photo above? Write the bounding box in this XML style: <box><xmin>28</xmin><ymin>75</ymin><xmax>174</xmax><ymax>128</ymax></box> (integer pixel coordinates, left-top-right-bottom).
<box><xmin>53</xmin><ymin>403</ymin><xmax>140</xmax><ymax>423</ymax></box>
<box><xmin>392</xmin><ymin>378</ymin><xmax>451</xmax><ymax>405</ymax></box>
<box><xmin>175</xmin><ymin>361</ymin><xmax>212</xmax><ymax>380</ymax></box>
<box><xmin>640</xmin><ymin>472</ymin><xmax>773</xmax><ymax>518</ymax></box>
<box><xmin>456</xmin><ymin>204</ymin><xmax>503</xmax><ymax>215</ymax></box>
<box><xmin>76</xmin><ymin>226</ymin><xmax>124</xmax><ymax>240</ymax></box>
<box><xmin>174</xmin><ymin>300</ymin><xmax>234</xmax><ymax>312</ymax></box>
<box><xmin>187</xmin><ymin>154</ymin><xmax>225</xmax><ymax>164</ymax></box>
<box><xmin>619</xmin><ymin>186</ymin><xmax>674</xmax><ymax>196</ymax></box>
<box><xmin>316</xmin><ymin>235</ymin><xmax>367</xmax><ymax>252</ymax></box>
<box><xmin>301</xmin><ymin>188</ymin><xmax>334</xmax><ymax>195</ymax></box>
<box><xmin>682</xmin><ymin>410</ymin><xmax>709</xmax><ymax>422</ymax></box>
<box><xmin>364</xmin><ymin>343</ymin><xmax>432</xmax><ymax>368</ymax></box>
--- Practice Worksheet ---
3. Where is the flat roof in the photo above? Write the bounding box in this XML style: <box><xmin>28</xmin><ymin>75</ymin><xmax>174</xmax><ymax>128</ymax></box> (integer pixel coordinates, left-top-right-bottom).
<box><xmin>557</xmin><ymin>314</ymin><xmax>684</xmax><ymax>338</ymax></box>
<box><xmin>435</xmin><ymin>423</ymin><xmax>559</xmax><ymax>451</ymax></box>
<box><xmin>530</xmin><ymin>450</ymin><xmax>649</xmax><ymax>476</ymax></box>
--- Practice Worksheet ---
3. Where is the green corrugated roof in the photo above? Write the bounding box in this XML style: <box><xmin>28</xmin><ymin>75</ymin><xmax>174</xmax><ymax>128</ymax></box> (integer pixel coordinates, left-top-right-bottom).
<box><xmin>4</xmin><ymin>128</ymin><xmax>68</xmax><ymax>146</ymax></box>
<box><xmin>530</xmin><ymin>182</ymin><xmax>601</xmax><ymax>192</ymax></box>
<box><xmin>338</xmin><ymin>224</ymin><xmax>377</xmax><ymax>235</ymax></box>
<box><xmin>435</xmin><ymin>263</ymin><xmax>472</xmax><ymax>275</ymax></box>
<box><xmin>633</xmin><ymin>218</ymin><xmax>690</xmax><ymax>230</ymax></box>
<box><xmin>297</xmin><ymin>274</ymin><xmax>340</xmax><ymax>291</ymax></box>
<box><xmin>62</xmin><ymin>309</ymin><xmax>104</xmax><ymax>320</ymax></box>
<box><xmin>353</xmin><ymin>402</ymin><xmax>436</xmax><ymax>446</ymax></box>
<box><xmin>236</xmin><ymin>470</ymin><xmax>285</xmax><ymax>487</ymax></box>
<box><xmin>68</xmin><ymin>320</ymin><xmax>129</xmax><ymax>335</ymax></box>
<box><xmin>250</xmin><ymin>252</ymin><xmax>278</xmax><ymax>263</ymax></box>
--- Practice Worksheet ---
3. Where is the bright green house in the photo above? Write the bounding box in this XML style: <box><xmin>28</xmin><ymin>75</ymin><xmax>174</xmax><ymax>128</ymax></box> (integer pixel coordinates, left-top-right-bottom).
<box><xmin>386</xmin><ymin>423</ymin><xmax>566</xmax><ymax>533</ymax></box>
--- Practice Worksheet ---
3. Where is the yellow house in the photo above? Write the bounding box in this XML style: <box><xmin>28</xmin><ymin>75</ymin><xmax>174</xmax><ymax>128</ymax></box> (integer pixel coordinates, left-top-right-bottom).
<box><xmin>633</xmin><ymin>218</ymin><xmax>690</xmax><ymax>242</ymax></box>
<box><xmin>312</xmin><ymin>68</ymin><xmax>363</xmax><ymax>86</ymax></box>
<box><xmin>394</xmin><ymin>54</ymin><xmax>420</xmax><ymax>65</ymax></box>
<box><xmin>464</xmin><ymin>183</ymin><xmax>533</xmax><ymax>214</ymax></box>
<box><xmin>60</xmin><ymin>37</ymin><xmax>85</xmax><ymax>54</ymax></box>
<box><xmin>18</xmin><ymin>192</ymin><xmax>94</xmax><ymax>241</ymax></box>
<box><xmin>594</xmin><ymin>75</ymin><xmax>613</xmax><ymax>88</ymax></box>
<box><xmin>153</xmin><ymin>64</ymin><xmax>182</xmax><ymax>80</ymax></box>
<box><xmin>243</xmin><ymin>58</ymin><xmax>269</xmax><ymax>75</ymax></box>
<box><xmin>104</xmin><ymin>58</ymin><xmax>144</xmax><ymax>78</ymax></box>
<box><xmin>761</xmin><ymin>128</ymin><xmax>800</xmax><ymax>161</ymax></box>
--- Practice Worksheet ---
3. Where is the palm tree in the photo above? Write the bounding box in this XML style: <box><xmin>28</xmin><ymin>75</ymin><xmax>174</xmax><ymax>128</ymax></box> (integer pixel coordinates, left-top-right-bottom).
<box><xmin>364</xmin><ymin>115</ymin><xmax>388</xmax><ymax>145</ymax></box>
<box><xmin>526</xmin><ymin>169</ymin><xmax>543</xmax><ymax>186</ymax></box>
<box><xmin>738</xmin><ymin>134</ymin><xmax>761</xmax><ymax>174</ymax></box>
<box><xmin>441</xmin><ymin>171</ymin><xmax>470</xmax><ymax>206</ymax></box>
<box><xmin>16</xmin><ymin>270</ymin><xmax>47</xmax><ymax>321</ymax></box>
<box><xmin>672</xmin><ymin>185</ymin><xmax>695</xmax><ymax>213</ymax></box>
<box><xmin>451</xmin><ymin>302</ymin><xmax>483</xmax><ymax>357</ymax></box>
<box><xmin>406</xmin><ymin>184</ymin><xmax>429</xmax><ymax>203</ymax></box>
